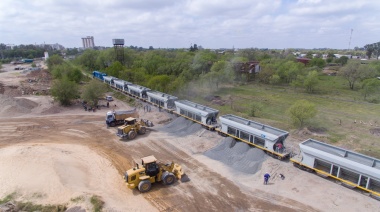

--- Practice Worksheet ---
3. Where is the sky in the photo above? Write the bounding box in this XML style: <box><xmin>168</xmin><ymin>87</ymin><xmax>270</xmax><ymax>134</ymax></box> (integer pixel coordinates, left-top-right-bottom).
<box><xmin>1</xmin><ymin>0</ymin><xmax>379</xmax><ymax>49</ymax></box>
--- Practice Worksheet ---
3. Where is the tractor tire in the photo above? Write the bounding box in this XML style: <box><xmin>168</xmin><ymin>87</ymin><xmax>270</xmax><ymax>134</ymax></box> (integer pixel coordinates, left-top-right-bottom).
<box><xmin>110</xmin><ymin>122</ymin><xmax>116</xmax><ymax>127</ymax></box>
<box><xmin>138</xmin><ymin>180</ymin><xmax>152</xmax><ymax>192</ymax></box>
<box><xmin>128</xmin><ymin>131</ymin><xmax>137</xmax><ymax>140</ymax></box>
<box><xmin>138</xmin><ymin>127</ymin><xmax>146</xmax><ymax>135</ymax></box>
<box><xmin>162</xmin><ymin>172</ymin><xmax>176</xmax><ymax>185</ymax></box>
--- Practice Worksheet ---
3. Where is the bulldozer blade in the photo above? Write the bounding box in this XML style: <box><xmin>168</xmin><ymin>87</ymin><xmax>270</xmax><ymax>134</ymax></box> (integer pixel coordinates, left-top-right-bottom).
<box><xmin>180</xmin><ymin>174</ymin><xmax>190</xmax><ymax>183</ymax></box>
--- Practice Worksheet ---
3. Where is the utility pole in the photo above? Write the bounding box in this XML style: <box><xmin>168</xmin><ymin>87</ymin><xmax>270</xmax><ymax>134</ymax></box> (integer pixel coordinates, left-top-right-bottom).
<box><xmin>348</xmin><ymin>29</ymin><xmax>353</xmax><ymax>50</ymax></box>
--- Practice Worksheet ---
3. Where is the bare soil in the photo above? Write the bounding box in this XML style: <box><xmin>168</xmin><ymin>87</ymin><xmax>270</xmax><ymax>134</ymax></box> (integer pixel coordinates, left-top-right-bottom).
<box><xmin>0</xmin><ymin>63</ymin><xmax>378</xmax><ymax>211</ymax></box>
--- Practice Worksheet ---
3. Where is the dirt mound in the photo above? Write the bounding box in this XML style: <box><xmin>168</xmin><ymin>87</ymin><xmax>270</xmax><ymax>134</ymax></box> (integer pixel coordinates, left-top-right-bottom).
<box><xmin>159</xmin><ymin>117</ymin><xmax>203</xmax><ymax>136</ymax></box>
<box><xmin>205</xmin><ymin>137</ymin><xmax>267</xmax><ymax>174</ymax></box>
<box><xmin>40</xmin><ymin>105</ymin><xmax>64</xmax><ymax>114</ymax></box>
<box><xmin>0</xmin><ymin>94</ymin><xmax>38</xmax><ymax>117</ymax></box>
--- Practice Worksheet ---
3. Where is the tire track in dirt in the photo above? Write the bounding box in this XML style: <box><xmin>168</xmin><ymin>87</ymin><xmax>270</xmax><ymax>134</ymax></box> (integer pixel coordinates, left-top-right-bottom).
<box><xmin>0</xmin><ymin>115</ymin><xmax>319</xmax><ymax>211</ymax></box>
<box><xmin>124</xmin><ymin>134</ymin><xmax>314</xmax><ymax>212</ymax></box>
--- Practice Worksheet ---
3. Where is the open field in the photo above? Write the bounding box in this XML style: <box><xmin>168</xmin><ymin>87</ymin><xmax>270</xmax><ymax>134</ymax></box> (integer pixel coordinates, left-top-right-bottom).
<box><xmin>185</xmin><ymin>76</ymin><xmax>380</xmax><ymax>158</ymax></box>
<box><xmin>0</xmin><ymin>64</ymin><xmax>379</xmax><ymax>211</ymax></box>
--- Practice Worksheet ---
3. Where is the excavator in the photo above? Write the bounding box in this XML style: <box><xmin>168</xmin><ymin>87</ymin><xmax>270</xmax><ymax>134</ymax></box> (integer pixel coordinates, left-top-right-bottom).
<box><xmin>124</xmin><ymin>155</ymin><xmax>190</xmax><ymax>192</ymax></box>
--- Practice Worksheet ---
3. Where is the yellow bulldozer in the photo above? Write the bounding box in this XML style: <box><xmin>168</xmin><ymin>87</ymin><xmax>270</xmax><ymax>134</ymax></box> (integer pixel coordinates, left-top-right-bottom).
<box><xmin>116</xmin><ymin>117</ymin><xmax>154</xmax><ymax>140</ymax></box>
<box><xmin>124</xmin><ymin>155</ymin><xmax>190</xmax><ymax>192</ymax></box>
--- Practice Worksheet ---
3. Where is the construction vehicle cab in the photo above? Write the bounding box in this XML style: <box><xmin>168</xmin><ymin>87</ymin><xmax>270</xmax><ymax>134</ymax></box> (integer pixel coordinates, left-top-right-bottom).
<box><xmin>123</xmin><ymin>155</ymin><xmax>189</xmax><ymax>192</ymax></box>
<box><xmin>124</xmin><ymin>117</ymin><xmax>137</xmax><ymax>125</ymax></box>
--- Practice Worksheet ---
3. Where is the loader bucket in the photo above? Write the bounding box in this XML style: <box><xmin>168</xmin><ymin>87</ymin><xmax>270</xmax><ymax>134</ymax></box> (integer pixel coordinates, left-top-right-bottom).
<box><xmin>180</xmin><ymin>174</ymin><xmax>190</xmax><ymax>183</ymax></box>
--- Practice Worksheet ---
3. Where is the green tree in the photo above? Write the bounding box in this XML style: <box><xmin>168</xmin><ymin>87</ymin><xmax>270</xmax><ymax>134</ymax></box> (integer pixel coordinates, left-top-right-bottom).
<box><xmin>364</xmin><ymin>44</ymin><xmax>374</xmax><ymax>59</ymax></box>
<box><xmin>51</xmin><ymin>77</ymin><xmax>79</xmax><ymax>106</ymax></box>
<box><xmin>290</xmin><ymin>75</ymin><xmax>305</xmax><ymax>91</ymax></box>
<box><xmin>191</xmin><ymin>50</ymin><xmax>217</xmax><ymax>75</ymax></box>
<box><xmin>361</xmin><ymin>78</ymin><xmax>380</xmax><ymax>100</ymax></box>
<box><xmin>77</xmin><ymin>49</ymin><xmax>99</xmax><ymax>72</ymax></box>
<box><xmin>46</xmin><ymin>54</ymin><xmax>64</xmax><ymax>71</ymax></box>
<box><xmin>105</xmin><ymin>61</ymin><xmax>124</xmax><ymax>78</ymax></box>
<box><xmin>303</xmin><ymin>70</ymin><xmax>319</xmax><ymax>93</ymax></box>
<box><xmin>51</xmin><ymin>63</ymin><xmax>83</xmax><ymax>83</ymax></box>
<box><xmin>257</xmin><ymin>61</ymin><xmax>275</xmax><ymax>84</ymax></box>
<box><xmin>335</xmin><ymin>56</ymin><xmax>349</xmax><ymax>66</ymax></box>
<box><xmin>269</xmin><ymin>74</ymin><xmax>281</xmax><ymax>86</ymax></box>
<box><xmin>147</xmin><ymin>75</ymin><xmax>172</xmax><ymax>92</ymax></box>
<box><xmin>340</xmin><ymin>60</ymin><xmax>361</xmax><ymax>90</ymax></box>
<box><xmin>67</xmin><ymin>68</ymin><xmax>83</xmax><ymax>83</ymax></box>
<box><xmin>287</xmin><ymin>100</ymin><xmax>317</xmax><ymax>128</ymax></box>
<box><xmin>309</xmin><ymin>58</ymin><xmax>326</xmax><ymax>68</ymax></box>
<box><xmin>202</xmin><ymin>61</ymin><xmax>233</xmax><ymax>90</ymax></box>
<box><xmin>326</xmin><ymin>52</ymin><xmax>336</xmax><ymax>63</ymax></box>
<box><xmin>81</xmin><ymin>80</ymin><xmax>107</xmax><ymax>107</ymax></box>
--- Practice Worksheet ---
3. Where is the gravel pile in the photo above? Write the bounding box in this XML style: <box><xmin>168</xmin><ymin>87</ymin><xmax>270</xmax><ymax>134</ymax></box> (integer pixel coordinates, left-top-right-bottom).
<box><xmin>160</xmin><ymin>117</ymin><xmax>203</xmax><ymax>136</ymax></box>
<box><xmin>0</xmin><ymin>94</ymin><xmax>38</xmax><ymax>117</ymax></box>
<box><xmin>205</xmin><ymin>137</ymin><xmax>267</xmax><ymax>174</ymax></box>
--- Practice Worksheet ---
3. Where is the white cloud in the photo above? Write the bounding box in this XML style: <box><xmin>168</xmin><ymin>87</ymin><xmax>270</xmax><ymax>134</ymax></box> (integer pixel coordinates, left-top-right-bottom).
<box><xmin>0</xmin><ymin>0</ymin><xmax>379</xmax><ymax>49</ymax></box>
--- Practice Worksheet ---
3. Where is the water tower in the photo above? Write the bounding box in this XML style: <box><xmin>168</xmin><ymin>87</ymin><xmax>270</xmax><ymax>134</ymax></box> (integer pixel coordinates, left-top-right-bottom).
<box><xmin>113</xmin><ymin>39</ymin><xmax>125</xmax><ymax>64</ymax></box>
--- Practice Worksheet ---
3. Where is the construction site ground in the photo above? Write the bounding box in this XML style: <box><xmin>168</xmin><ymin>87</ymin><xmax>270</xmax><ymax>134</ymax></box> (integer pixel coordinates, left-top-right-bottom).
<box><xmin>0</xmin><ymin>64</ymin><xmax>378</xmax><ymax>211</ymax></box>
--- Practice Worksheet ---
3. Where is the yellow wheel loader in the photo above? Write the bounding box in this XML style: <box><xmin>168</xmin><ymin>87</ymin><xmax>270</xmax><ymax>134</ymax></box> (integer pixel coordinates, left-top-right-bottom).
<box><xmin>123</xmin><ymin>155</ymin><xmax>190</xmax><ymax>192</ymax></box>
<box><xmin>116</xmin><ymin>117</ymin><xmax>153</xmax><ymax>140</ymax></box>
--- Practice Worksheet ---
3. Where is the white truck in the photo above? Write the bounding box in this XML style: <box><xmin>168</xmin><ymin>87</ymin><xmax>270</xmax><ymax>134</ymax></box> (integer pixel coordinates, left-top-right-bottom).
<box><xmin>106</xmin><ymin>108</ymin><xmax>138</xmax><ymax>127</ymax></box>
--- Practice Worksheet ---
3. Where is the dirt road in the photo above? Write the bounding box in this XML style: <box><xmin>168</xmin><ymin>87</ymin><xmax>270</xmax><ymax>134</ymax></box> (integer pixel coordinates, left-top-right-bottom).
<box><xmin>0</xmin><ymin>65</ymin><xmax>378</xmax><ymax>211</ymax></box>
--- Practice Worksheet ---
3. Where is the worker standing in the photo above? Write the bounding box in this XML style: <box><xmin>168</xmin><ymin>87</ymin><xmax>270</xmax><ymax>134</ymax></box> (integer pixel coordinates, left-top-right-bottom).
<box><xmin>264</xmin><ymin>173</ymin><xmax>271</xmax><ymax>185</ymax></box>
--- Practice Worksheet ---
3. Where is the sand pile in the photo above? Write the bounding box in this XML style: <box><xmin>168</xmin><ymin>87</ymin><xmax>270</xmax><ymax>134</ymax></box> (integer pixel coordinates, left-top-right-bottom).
<box><xmin>0</xmin><ymin>94</ymin><xmax>38</xmax><ymax>117</ymax></box>
<box><xmin>159</xmin><ymin>117</ymin><xmax>203</xmax><ymax>136</ymax></box>
<box><xmin>205</xmin><ymin>137</ymin><xmax>267</xmax><ymax>174</ymax></box>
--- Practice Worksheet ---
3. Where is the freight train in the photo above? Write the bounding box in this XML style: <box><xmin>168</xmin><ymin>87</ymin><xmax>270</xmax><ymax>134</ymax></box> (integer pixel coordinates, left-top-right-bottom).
<box><xmin>92</xmin><ymin>70</ymin><xmax>380</xmax><ymax>199</ymax></box>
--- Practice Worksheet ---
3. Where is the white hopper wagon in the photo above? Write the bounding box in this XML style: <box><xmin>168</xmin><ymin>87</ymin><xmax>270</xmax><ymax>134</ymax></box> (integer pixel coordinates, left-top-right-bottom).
<box><xmin>114</xmin><ymin>79</ymin><xmax>132</xmax><ymax>92</ymax></box>
<box><xmin>174</xmin><ymin>100</ymin><xmax>219</xmax><ymax>129</ymax></box>
<box><xmin>218</xmin><ymin>114</ymin><xmax>290</xmax><ymax>159</ymax></box>
<box><xmin>127</xmin><ymin>84</ymin><xmax>150</xmax><ymax>99</ymax></box>
<box><xmin>146</xmin><ymin>90</ymin><xmax>178</xmax><ymax>109</ymax></box>
<box><xmin>103</xmin><ymin>76</ymin><xmax>118</xmax><ymax>86</ymax></box>
<box><xmin>292</xmin><ymin>139</ymin><xmax>380</xmax><ymax>197</ymax></box>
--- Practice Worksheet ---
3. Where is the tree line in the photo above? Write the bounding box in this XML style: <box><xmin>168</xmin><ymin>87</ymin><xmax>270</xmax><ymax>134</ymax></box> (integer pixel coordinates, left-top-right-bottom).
<box><xmin>72</xmin><ymin>47</ymin><xmax>380</xmax><ymax>99</ymax></box>
<box><xmin>364</xmin><ymin>42</ymin><xmax>380</xmax><ymax>60</ymax></box>
<box><xmin>46</xmin><ymin>46</ymin><xmax>380</xmax><ymax>127</ymax></box>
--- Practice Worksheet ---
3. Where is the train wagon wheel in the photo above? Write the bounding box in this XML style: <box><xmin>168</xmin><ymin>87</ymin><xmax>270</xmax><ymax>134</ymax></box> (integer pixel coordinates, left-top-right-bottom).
<box><xmin>293</xmin><ymin>163</ymin><xmax>301</xmax><ymax>169</ymax></box>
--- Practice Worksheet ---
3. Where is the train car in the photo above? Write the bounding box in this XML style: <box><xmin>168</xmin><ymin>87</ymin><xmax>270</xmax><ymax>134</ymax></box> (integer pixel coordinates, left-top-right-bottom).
<box><xmin>291</xmin><ymin>138</ymin><xmax>380</xmax><ymax>197</ymax></box>
<box><xmin>92</xmin><ymin>71</ymin><xmax>107</xmax><ymax>81</ymax></box>
<box><xmin>218</xmin><ymin>114</ymin><xmax>290</xmax><ymax>159</ymax></box>
<box><xmin>174</xmin><ymin>100</ymin><xmax>219</xmax><ymax>129</ymax></box>
<box><xmin>103</xmin><ymin>76</ymin><xmax>118</xmax><ymax>86</ymax></box>
<box><xmin>146</xmin><ymin>90</ymin><xmax>178</xmax><ymax>109</ymax></box>
<box><xmin>127</xmin><ymin>84</ymin><xmax>150</xmax><ymax>99</ymax></box>
<box><xmin>114</xmin><ymin>79</ymin><xmax>132</xmax><ymax>92</ymax></box>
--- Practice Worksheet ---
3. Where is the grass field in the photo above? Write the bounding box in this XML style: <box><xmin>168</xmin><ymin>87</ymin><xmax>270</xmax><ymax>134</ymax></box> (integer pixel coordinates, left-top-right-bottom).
<box><xmin>188</xmin><ymin>75</ymin><xmax>380</xmax><ymax>158</ymax></box>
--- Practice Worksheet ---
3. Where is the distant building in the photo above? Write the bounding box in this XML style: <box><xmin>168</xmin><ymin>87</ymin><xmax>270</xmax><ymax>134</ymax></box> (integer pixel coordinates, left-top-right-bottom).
<box><xmin>82</xmin><ymin>36</ymin><xmax>95</xmax><ymax>49</ymax></box>
<box><xmin>44</xmin><ymin>52</ymin><xmax>49</xmax><ymax>60</ymax></box>
<box><xmin>296</xmin><ymin>58</ymin><xmax>311</xmax><ymax>65</ymax></box>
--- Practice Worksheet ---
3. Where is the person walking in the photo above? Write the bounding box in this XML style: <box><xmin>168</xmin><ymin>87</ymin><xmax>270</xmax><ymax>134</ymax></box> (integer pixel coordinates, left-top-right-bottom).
<box><xmin>264</xmin><ymin>173</ymin><xmax>271</xmax><ymax>185</ymax></box>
